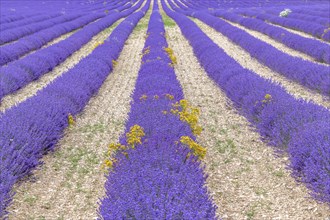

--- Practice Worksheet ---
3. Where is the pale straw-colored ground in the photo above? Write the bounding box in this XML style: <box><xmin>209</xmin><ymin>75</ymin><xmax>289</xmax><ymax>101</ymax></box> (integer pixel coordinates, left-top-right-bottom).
<box><xmin>7</xmin><ymin>8</ymin><xmax>151</xmax><ymax>219</ymax></box>
<box><xmin>163</xmin><ymin>12</ymin><xmax>330</xmax><ymax>219</ymax></box>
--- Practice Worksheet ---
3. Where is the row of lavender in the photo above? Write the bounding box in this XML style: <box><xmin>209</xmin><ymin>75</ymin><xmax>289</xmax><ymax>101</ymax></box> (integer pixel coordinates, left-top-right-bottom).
<box><xmin>175</xmin><ymin>0</ymin><xmax>329</xmax><ymax>10</ymax></box>
<box><xmin>163</xmin><ymin>0</ymin><xmax>330</xmax><ymax>204</ymax></box>
<box><xmin>0</xmin><ymin>13</ymin><xmax>86</xmax><ymax>45</ymax></box>
<box><xmin>0</xmin><ymin>0</ymin><xmax>133</xmax><ymax>66</ymax></box>
<box><xmin>260</xmin><ymin>8</ymin><xmax>330</xmax><ymax>26</ymax></box>
<box><xmin>1</xmin><ymin>13</ymin><xmax>63</xmax><ymax>32</ymax></box>
<box><xmin>0</xmin><ymin>13</ymin><xmax>102</xmax><ymax>65</ymax></box>
<box><xmin>179</xmin><ymin>0</ymin><xmax>330</xmax><ymax>15</ymax></box>
<box><xmin>168</xmin><ymin>0</ymin><xmax>330</xmax><ymax>96</ymax></box>
<box><xmin>236</xmin><ymin>9</ymin><xmax>330</xmax><ymax>42</ymax></box>
<box><xmin>0</xmin><ymin>0</ymin><xmax>144</xmax><ymax>102</ymax></box>
<box><xmin>0</xmin><ymin>1</ymin><xmax>146</xmax><ymax>217</ymax></box>
<box><xmin>99</xmin><ymin>1</ymin><xmax>216</xmax><ymax>218</ymax></box>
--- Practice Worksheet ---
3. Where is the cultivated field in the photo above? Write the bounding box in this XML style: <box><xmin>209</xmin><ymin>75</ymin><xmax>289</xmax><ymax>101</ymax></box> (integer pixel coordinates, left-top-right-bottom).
<box><xmin>0</xmin><ymin>0</ymin><xmax>329</xmax><ymax>219</ymax></box>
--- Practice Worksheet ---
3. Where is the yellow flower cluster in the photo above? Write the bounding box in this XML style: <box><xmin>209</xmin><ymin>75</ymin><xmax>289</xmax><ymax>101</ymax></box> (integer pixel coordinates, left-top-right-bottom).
<box><xmin>126</xmin><ymin>124</ymin><xmax>145</xmax><ymax>148</ymax></box>
<box><xmin>102</xmin><ymin>125</ymin><xmax>145</xmax><ymax>170</ymax></box>
<box><xmin>262</xmin><ymin>93</ymin><xmax>272</xmax><ymax>103</ymax></box>
<box><xmin>165</xmin><ymin>93</ymin><xmax>174</xmax><ymax>100</ymax></box>
<box><xmin>163</xmin><ymin>47</ymin><xmax>177</xmax><ymax>66</ymax></box>
<box><xmin>112</xmin><ymin>60</ymin><xmax>118</xmax><ymax>67</ymax></box>
<box><xmin>141</xmin><ymin>46</ymin><xmax>150</xmax><ymax>58</ymax></box>
<box><xmin>154</xmin><ymin>95</ymin><xmax>159</xmax><ymax>100</ymax></box>
<box><xmin>68</xmin><ymin>113</ymin><xmax>75</xmax><ymax>127</ymax></box>
<box><xmin>171</xmin><ymin>99</ymin><xmax>202</xmax><ymax>136</ymax></box>
<box><xmin>140</xmin><ymin>94</ymin><xmax>148</xmax><ymax>101</ymax></box>
<box><xmin>108</xmin><ymin>143</ymin><xmax>127</xmax><ymax>153</ymax></box>
<box><xmin>101</xmin><ymin>143</ymin><xmax>126</xmax><ymax>170</ymax></box>
<box><xmin>93</xmin><ymin>41</ymin><xmax>104</xmax><ymax>49</ymax></box>
<box><xmin>180</xmin><ymin>136</ymin><xmax>206</xmax><ymax>160</ymax></box>
<box><xmin>102</xmin><ymin>159</ymin><xmax>113</xmax><ymax>169</ymax></box>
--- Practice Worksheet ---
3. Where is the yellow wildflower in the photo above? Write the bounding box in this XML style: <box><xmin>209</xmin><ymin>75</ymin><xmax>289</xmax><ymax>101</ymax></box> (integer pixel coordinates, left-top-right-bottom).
<box><xmin>163</xmin><ymin>47</ymin><xmax>177</xmax><ymax>65</ymax></box>
<box><xmin>170</xmin><ymin>99</ymin><xmax>202</xmax><ymax>136</ymax></box>
<box><xmin>180</xmin><ymin>136</ymin><xmax>206</xmax><ymax>159</ymax></box>
<box><xmin>262</xmin><ymin>94</ymin><xmax>272</xmax><ymax>103</ymax></box>
<box><xmin>264</xmin><ymin>94</ymin><xmax>272</xmax><ymax>100</ymax></box>
<box><xmin>112</xmin><ymin>60</ymin><xmax>118</xmax><ymax>67</ymax></box>
<box><xmin>165</xmin><ymin>94</ymin><xmax>174</xmax><ymax>100</ymax></box>
<box><xmin>68</xmin><ymin>113</ymin><xmax>75</xmax><ymax>127</ymax></box>
<box><xmin>101</xmin><ymin>158</ymin><xmax>116</xmax><ymax>171</ymax></box>
<box><xmin>140</xmin><ymin>94</ymin><xmax>147</xmax><ymax>101</ymax></box>
<box><xmin>93</xmin><ymin>41</ymin><xmax>104</xmax><ymax>49</ymax></box>
<box><xmin>126</xmin><ymin>125</ymin><xmax>145</xmax><ymax>148</ymax></box>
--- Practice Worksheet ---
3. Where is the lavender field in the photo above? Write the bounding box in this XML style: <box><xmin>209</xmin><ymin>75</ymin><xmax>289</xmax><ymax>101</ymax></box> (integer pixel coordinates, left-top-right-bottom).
<box><xmin>0</xmin><ymin>0</ymin><xmax>329</xmax><ymax>219</ymax></box>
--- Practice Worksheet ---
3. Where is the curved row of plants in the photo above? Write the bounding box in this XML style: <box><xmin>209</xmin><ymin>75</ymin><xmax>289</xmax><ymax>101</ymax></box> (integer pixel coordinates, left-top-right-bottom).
<box><xmin>0</xmin><ymin>13</ymin><xmax>102</xmax><ymax>66</ymax></box>
<box><xmin>0</xmin><ymin>13</ymin><xmax>84</xmax><ymax>45</ymax></box>
<box><xmin>0</xmin><ymin>13</ymin><xmax>63</xmax><ymax>32</ymax></box>
<box><xmin>263</xmin><ymin>8</ymin><xmax>330</xmax><ymax>26</ymax></box>
<box><xmin>237</xmin><ymin>9</ymin><xmax>330</xmax><ymax>42</ymax></box>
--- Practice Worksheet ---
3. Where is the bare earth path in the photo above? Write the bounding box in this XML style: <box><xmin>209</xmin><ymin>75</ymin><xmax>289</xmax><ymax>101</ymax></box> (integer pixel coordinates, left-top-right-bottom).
<box><xmin>192</xmin><ymin>18</ymin><xmax>330</xmax><ymax>109</ymax></box>
<box><xmin>7</xmin><ymin>10</ymin><xmax>150</xmax><ymax>219</ymax></box>
<box><xmin>0</xmin><ymin>19</ymin><xmax>123</xmax><ymax>112</ymax></box>
<box><xmin>163</xmin><ymin>13</ymin><xmax>330</xmax><ymax>219</ymax></box>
